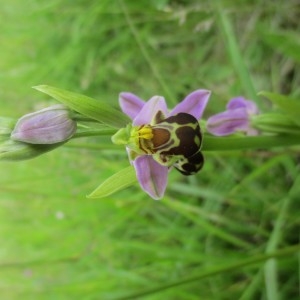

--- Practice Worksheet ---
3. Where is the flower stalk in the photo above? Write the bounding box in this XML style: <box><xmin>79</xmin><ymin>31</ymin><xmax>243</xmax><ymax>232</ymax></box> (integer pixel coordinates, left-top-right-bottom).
<box><xmin>203</xmin><ymin>135</ymin><xmax>300</xmax><ymax>151</ymax></box>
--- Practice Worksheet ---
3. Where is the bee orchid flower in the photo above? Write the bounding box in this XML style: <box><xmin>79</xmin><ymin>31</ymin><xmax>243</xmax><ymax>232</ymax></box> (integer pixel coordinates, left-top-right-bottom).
<box><xmin>112</xmin><ymin>89</ymin><xmax>211</xmax><ymax>200</ymax></box>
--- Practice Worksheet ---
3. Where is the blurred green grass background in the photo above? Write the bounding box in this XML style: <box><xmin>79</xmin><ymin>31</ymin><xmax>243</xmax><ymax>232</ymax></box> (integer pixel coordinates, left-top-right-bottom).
<box><xmin>1</xmin><ymin>0</ymin><xmax>299</xmax><ymax>299</ymax></box>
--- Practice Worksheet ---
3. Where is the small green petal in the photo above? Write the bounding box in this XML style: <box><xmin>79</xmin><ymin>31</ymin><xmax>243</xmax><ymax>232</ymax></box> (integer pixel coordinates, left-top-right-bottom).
<box><xmin>87</xmin><ymin>165</ymin><xmax>137</xmax><ymax>198</ymax></box>
<box><xmin>111</xmin><ymin>124</ymin><xmax>132</xmax><ymax>145</ymax></box>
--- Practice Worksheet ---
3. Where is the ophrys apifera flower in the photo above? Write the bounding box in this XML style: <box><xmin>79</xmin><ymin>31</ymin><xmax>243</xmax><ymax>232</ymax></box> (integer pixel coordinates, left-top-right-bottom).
<box><xmin>112</xmin><ymin>89</ymin><xmax>211</xmax><ymax>199</ymax></box>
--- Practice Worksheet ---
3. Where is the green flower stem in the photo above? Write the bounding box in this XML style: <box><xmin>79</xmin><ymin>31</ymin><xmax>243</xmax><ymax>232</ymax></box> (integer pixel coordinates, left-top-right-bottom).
<box><xmin>73</xmin><ymin>129</ymin><xmax>117</xmax><ymax>138</ymax></box>
<box><xmin>66</xmin><ymin>142</ymin><xmax>121</xmax><ymax>151</ymax></box>
<box><xmin>203</xmin><ymin>135</ymin><xmax>300</xmax><ymax>151</ymax></box>
<box><xmin>71</xmin><ymin>131</ymin><xmax>300</xmax><ymax>152</ymax></box>
<box><xmin>73</xmin><ymin>114</ymin><xmax>102</xmax><ymax>123</ymax></box>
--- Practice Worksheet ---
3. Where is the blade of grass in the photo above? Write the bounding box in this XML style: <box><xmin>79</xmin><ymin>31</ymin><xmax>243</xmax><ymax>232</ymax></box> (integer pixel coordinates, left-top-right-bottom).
<box><xmin>239</xmin><ymin>269</ymin><xmax>264</xmax><ymax>300</ymax></box>
<box><xmin>116</xmin><ymin>244</ymin><xmax>300</xmax><ymax>300</ymax></box>
<box><xmin>264</xmin><ymin>173</ymin><xmax>300</xmax><ymax>300</ymax></box>
<box><xmin>163</xmin><ymin>198</ymin><xmax>251</xmax><ymax>249</ymax></box>
<box><xmin>212</xmin><ymin>0</ymin><xmax>258</xmax><ymax>102</ymax></box>
<box><xmin>119</xmin><ymin>0</ymin><xmax>175</xmax><ymax>105</ymax></box>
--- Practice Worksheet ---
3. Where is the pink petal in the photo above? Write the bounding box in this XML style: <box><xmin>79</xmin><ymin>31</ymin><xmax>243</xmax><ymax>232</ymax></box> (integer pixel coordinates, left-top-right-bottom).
<box><xmin>119</xmin><ymin>92</ymin><xmax>145</xmax><ymax>120</ymax></box>
<box><xmin>133</xmin><ymin>96</ymin><xmax>168</xmax><ymax>126</ymax></box>
<box><xmin>133</xmin><ymin>155</ymin><xmax>168</xmax><ymax>200</ymax></box>
<box><xmin>206</xmin><ymin>108</ymin><xmax>249</xmax><ymax>136</ymax></box>
<box><xmin>170</xmin><ymin>89</ymin><xmax>211</xmax><ymax>119</ymax></box>
<box><xmin>226</xmin><ymin>97</ymin><xmax>247</xmax><ymax>110</ymax></box>
<box><xmin>227</xmin><ymin>97</ymin><xmax>259</xmax><ymax>115</ymax></box>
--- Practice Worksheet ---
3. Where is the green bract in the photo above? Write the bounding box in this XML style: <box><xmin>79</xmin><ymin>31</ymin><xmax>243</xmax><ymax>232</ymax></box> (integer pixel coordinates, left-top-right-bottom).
<box><xmin>33</xmin><ymin>85</ymin><xmax>130</xmax><ymax>128</ymax></box>
<box><xmin>87</xmin><ymin>166</ymin><xmax>137</xmax><ymax>198</ymax></box>
<box><xmin>0</xmin><ymin>140</ymin><xmax>64</xmax><ymax>161</ymax></box>
<box><xmin>0</xmin><ymin>117</ymin><xmax>15</xmax><ymax>136</ymax></box>
<box><xmin>259</xmin><ymin>91</ymin><xmax>300</xmax><ymax>127</ymax></box>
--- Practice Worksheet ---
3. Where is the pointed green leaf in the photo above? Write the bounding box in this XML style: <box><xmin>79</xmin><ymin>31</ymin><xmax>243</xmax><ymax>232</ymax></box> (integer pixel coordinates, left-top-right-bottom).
<box><xmin>213</xmin><ymin>1</ymin><xmax>258</xmax><ymax>102</ymax></box>
<box><xmin>33</xmin><ymin>85</ymin><xmax>130</xmax><ymax>128</ymax></box>
<box><xmin>259</xmin><ymin>91</ymin><xmax>300</xmax><ymax>126</ymax></box>
<box><xmin>87</xmin><ymin>165</ymin><xmax>137</xmax><ymax>198</ymax></box>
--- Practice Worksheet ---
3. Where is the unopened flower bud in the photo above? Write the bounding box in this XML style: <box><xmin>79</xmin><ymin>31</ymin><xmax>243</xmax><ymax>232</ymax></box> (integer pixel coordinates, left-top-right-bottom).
<box><xmin>11</xmin><ymin>104</ymin><xmax>77</xmax><ymax>144</ymax></box>
<box><xmin>206</xmin><ymin>97</ymin><xmax>259</xmax><ymax>136</ymax></box>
